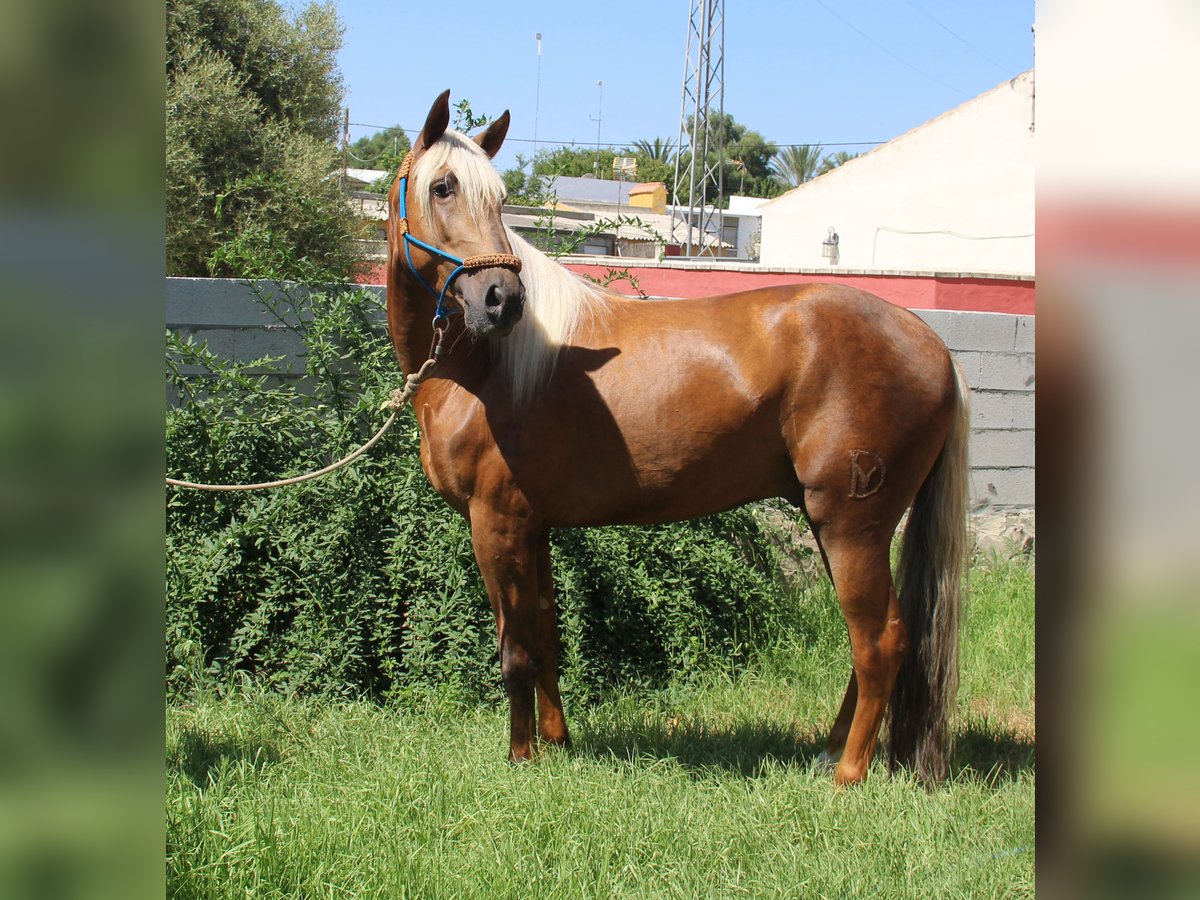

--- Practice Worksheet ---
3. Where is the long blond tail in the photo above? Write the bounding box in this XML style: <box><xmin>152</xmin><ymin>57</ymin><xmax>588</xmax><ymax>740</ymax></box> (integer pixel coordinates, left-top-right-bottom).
<box><xmin>888</xmin><ymin>358</ymin><xmax>970</xmax><ymax>785</ymax></box>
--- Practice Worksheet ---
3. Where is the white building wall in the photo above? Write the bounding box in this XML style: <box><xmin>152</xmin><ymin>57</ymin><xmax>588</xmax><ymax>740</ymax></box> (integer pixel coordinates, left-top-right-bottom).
<box><xmin>725</xmin><ymin>196</ymin><xmax>764</xmax><ymax>259</ymax></box>
<box><xmin>759</xmin><ymin>72</ymin><xmax>1034</xmax><ymax>275</ymax></box>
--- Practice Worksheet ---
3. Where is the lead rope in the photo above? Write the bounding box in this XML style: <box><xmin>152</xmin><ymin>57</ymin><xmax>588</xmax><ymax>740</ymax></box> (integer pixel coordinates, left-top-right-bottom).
<box><xmin>165</xmin><ymin>327</ymin><xmax>444</xmax><ymax>492</ymax></box>
<box><xmin>168</xmin><ymin>147</ymin><xmax>522</xmax><ymax>493</ymax></box>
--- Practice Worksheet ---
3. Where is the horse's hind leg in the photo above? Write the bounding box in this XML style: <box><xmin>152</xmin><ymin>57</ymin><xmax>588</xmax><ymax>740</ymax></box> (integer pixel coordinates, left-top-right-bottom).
<box><xmin>819</xmin><ymin>672</ymin><xmax>857</xmax><ymax>765</ymax></box>
<box><xmin>534</xmin><ymin>533</ymin><xmax>570</xmax><ymax>747</ymax></box>
<box><xmin>796</xmin><ymin>503</ymin><xmax>860</xmax><ymax>767</ymax></box>
<box><xmin>796</xmin><ymin>514</ymin><xmax>860</xmax><ymax>767</ymax></box>
<box><xmin>818</xmin><ymin>531</ymin><xmax>908</xmax><ymax>784</ymax></box>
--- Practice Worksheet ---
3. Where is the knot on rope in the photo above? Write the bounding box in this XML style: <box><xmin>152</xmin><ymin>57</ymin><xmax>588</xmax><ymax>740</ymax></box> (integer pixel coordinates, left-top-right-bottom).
<box><xmin>386</xmin><ymin>356</ymin><xmax>439</xmax><ymax>411</ymax></box>
<box><xmin>396</xmin><ymin>151</ymin><xmax>414</xmax><ymax>180</ymax></box>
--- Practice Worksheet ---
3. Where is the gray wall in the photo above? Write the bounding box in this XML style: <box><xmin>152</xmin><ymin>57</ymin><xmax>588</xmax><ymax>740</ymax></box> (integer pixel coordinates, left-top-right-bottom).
<box><xmin>167</xmin><ymin>278</ymin><xmax>1034</xmax><ymax>508</ymax></box>
<box><xmin>166</xmin><ymin>277</ymin><xmax>382</xmax><ymax>373</ymax></box>
<box><xmin>912</xmin><ymin>309</ymin><xmax>1034</xmax><ymax>510</ymax></box>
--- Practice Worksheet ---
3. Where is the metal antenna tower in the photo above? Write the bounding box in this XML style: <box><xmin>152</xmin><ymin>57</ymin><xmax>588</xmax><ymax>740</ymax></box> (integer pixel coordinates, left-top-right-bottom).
<box><xmin>671</xmin><ymin>0</ymin><xmax>725</xmax><ymax>257</ymax></box>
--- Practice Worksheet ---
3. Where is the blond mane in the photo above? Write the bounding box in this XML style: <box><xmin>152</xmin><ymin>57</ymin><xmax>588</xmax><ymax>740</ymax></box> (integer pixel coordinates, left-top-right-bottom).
<box><xmin>413</xmin><ymin>130</ymin><xmax>610</xmax><ymax>406</ymax></box>
<box><xmin>496</xmin><ymin>227</ymin><xmax>609</xmax><ymax>406</ymax></box>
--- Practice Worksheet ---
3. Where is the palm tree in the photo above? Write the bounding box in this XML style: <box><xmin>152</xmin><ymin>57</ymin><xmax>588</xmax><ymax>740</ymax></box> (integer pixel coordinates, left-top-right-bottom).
<box><xmin>629</xmin><ymin>137</ymin><xmax>675</xmax><ymax>162</ymax></box>
<box><xmin>817</xmin><ymin>150</ymin><xmax>859</xmax><ymax>177</ymax></box>
<box><xmin>769</xmin><ymin>144</ymin><xmax>824</xmax><ymax>188</ymax></box>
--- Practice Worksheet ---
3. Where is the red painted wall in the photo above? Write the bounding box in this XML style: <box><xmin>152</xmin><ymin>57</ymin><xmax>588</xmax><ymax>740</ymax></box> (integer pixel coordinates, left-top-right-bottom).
<box><xmin>563</xmin><ymin>263</ymin><xmax>1035</xmax><ymax>315</ymax></box>
<box><xmin>362</xmin><ymin>260</ymin><xmax>1035</xmax><ymax>315</ymax></box>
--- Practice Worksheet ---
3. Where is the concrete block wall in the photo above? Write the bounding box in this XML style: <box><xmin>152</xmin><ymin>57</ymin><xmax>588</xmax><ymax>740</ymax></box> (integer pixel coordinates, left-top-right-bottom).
<box><xmin>166</xmin><ymin>278</ymin><xmax>387</xmax><ymax>376</ymax></box>
<box><xmin>168</xmin><ymin>278</ymin><xmax>1034</xmax><ymax>509</ymax></box>
<box><xmin>913</xmin><ymin>309</ymin><xmax>1035</xmax><ymax>509</ymax></box>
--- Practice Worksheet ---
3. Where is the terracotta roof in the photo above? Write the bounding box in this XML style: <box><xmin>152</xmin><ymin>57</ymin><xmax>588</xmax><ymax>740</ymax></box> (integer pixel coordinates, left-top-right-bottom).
<box><xmin>628</xmin><ymin>182</ymin><xmax>664</xmax><ymax>196</ymax></box>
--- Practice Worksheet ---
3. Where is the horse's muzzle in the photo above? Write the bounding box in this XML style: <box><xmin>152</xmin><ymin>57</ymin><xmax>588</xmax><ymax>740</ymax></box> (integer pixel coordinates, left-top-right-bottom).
<box><xmin>467</xmin><ymin>276</ymin><xmax>525</xmax><ymax>337</ymax></box>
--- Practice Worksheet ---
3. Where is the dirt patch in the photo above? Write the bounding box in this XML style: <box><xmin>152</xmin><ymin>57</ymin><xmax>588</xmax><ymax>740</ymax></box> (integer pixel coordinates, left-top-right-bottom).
<box><xmin>971</xmin><ymin>508</ymin><xmax>1035</xmax><ymax>560</ymax></box>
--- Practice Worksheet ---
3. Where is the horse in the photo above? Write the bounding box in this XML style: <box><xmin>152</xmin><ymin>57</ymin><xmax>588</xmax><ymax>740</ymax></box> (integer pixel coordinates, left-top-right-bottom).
<box><xmin>386</xmin><ymin>90</ymin><xmax>969</xmax><ymax>786</ymax></box>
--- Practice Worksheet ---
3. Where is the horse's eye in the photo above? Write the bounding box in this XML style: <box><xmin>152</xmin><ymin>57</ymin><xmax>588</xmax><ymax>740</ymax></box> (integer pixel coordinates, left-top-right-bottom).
<box><xmin>432</xmin><ymin>179</ymin><xmax>453</xmax><ymax>199</ymax></box>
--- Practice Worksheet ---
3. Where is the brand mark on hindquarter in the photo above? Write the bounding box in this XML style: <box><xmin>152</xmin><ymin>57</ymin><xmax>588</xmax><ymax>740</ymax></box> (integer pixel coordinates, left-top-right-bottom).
<box><xmin>848</xmin><ymin>449</ymin><xmax>886</xmax><ymax>498</ymax></box>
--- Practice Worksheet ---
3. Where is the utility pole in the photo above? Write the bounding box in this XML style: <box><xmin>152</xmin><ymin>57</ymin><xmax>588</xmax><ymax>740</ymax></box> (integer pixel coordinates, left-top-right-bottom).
<box><xmin>671</xmin><ymin>0</ymin><xmax>725</xmax><ymax>256</ymax></box>
<box><xmin>590</xmin><ymin>80</ymin><xmax>603</xmax><ymax>176</ymax></box>
<box><xmin>534</xmin><ymin>33</ymin><xmax>543</xmax><ymax>155</ymax></box>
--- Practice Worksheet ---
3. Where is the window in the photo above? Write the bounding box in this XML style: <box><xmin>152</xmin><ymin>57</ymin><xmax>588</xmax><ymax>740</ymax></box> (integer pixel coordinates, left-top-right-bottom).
<box><xmin>580</xmin><ymin>235</ymin><xmax>614</xmax><ymax>255</ymax></box>
<box><xmin>722</xmin><ymin>220</ymin><xmax>739</xmax><ymax>250</ymax></box>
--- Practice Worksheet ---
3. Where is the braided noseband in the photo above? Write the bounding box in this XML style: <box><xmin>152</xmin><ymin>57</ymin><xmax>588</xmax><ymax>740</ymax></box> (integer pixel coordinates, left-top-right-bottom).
<box><xmin>394</xmin><ymin>151</ymin><xmax>522</xmax><ymax>322</ymax></box>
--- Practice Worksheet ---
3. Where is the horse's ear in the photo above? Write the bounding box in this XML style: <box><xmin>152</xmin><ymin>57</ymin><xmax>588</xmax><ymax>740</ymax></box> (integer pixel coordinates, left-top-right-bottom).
<box><xmin>474</xmin><ymin>110</ymin><xmax>510</xmax><ymax>159</ymax></box>
<box><xmin>414</xmin><ymin>89</ymin><xmax>451</xmax><ymax>153</ymax></box>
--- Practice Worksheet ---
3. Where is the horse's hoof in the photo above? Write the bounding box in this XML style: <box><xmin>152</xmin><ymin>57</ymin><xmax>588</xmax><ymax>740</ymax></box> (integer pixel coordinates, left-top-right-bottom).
<box><xmin>832</xmin><ymin>762</ymin><xmax>868</xmax><ymax>786</ymax></box>
<box><xmin>815</xmin><ymin>748</ymin><xmax>841</xmax><ymax>769</ymax></box>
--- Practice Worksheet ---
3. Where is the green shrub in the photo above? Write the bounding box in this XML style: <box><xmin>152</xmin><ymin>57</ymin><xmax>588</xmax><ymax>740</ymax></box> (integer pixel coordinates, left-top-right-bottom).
<box><xmin>167</xmin><ymin>283</ymin><xmax>804</xmax><ymax>703</ymax></box>
<box><xmin>166</xmin><ymin>0</ymin><xmax>362</xmax><ymax>280</ymax></box>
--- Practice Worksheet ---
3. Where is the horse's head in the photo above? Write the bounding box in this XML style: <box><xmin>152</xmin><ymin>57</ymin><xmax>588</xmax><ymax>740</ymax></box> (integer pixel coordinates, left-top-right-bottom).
<box><xmin>391</xmin><ymin>90</ymin><xmax>525</xmax><ymax>338</ymax></box>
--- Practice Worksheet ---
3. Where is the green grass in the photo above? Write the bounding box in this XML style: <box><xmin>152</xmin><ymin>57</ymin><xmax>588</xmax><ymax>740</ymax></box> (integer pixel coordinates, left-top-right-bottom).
<box><xmin>167</xmin><ymin>554</ymin><xmax>1034</xmax><ymax>898</ymax></box>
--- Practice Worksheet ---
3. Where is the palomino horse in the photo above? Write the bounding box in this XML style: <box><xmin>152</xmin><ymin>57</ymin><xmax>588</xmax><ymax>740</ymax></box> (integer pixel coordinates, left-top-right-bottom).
<box><xmin>387</xmin><ymin>91</ymin><xmax>969</xmax><ymax>785</ymax></box>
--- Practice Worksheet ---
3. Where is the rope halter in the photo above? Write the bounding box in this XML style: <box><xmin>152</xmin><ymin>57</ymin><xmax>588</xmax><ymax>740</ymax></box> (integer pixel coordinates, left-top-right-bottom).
<box><xmin>394</xmin><ymin>151</ymin><xmax>522</xmax><ymax>323</ymax></box>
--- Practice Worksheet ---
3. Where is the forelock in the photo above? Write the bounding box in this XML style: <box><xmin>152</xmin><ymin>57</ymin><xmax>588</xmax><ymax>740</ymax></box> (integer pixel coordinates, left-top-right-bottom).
<box><xmin>413</xmin><ymin>130</ymin><xmax>505</xmax><ymax>221</ymax></box>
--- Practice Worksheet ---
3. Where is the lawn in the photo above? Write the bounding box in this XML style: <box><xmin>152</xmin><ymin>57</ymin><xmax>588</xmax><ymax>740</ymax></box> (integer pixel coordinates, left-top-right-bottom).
<box><xmin>167</xmin><ymin>553</ymin><xmax>1034</xmax><ymax>898</ymax></box>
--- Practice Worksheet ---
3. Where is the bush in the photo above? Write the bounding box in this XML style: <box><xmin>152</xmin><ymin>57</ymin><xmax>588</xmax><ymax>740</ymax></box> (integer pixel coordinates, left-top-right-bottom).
<box><xmin>166</xmin><ymin>0</ymin><xmax>362</xmax><ymax>280</ymax></box>
<box><xmin>166</xmin><ymin>284</ymin><xmax>805</xmax><ymax>703</ymax></box>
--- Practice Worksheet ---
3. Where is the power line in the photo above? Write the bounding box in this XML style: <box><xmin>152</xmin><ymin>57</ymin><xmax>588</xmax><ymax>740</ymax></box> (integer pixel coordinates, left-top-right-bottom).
<box><xmin>775</xmin><ymin>141</ymin><xmax>883</xmax><ymax>149</ymax></box>
<box><xmin>346</xmin><ymin>147</ymin><xmax>389</xmax><ymax>165</ymax></box>
<box><xmin>349</xmin><ymin>123</ymin><xmax>885</xmax><ymax>152</ymax></box>
<box><xmin>500</xmin><ymin>136</ymin><xmax>885</xmax><ymax>149</ymax></box>
<box><xmin>808</xmin><ymin>0</ymin><xmax>970</xmax><ymax>98</ymax></box>
<box><xmin>871</xmin><ymin>225</ymin><xmax>1033</xmax><ymax>266</ymax></box>
<box><xmin>900</xmin><ymin>0</ymin><xmax>1025</xmax><ymax>74</ymax></box>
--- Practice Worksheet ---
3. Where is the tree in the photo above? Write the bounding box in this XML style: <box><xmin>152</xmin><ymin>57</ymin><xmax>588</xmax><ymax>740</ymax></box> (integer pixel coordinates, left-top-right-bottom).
<box><xmin>629</xmin><ymin>137</ymin><xmax>675</xmax><ymax>162</ymax></box>
<box><xmin>348</xmin><ymin>125</ymin><xmax>411</xmax><ymax>195</ymax></box>
<box><xmin>500</xmin><ymin>153</ymin><xmax>551</xmax><ymax>206</ymax></box>
<box><xmin>502</xmin><ymin>167</ymin><xmax>528</xmax><ymax>199</ymax></box>
<box><xmin>510</xmin><ymin>115</ymin><xmax>781</xmax><ymax>209</ymax></box>
<box><xmin>723</xmin><ymin>120</ymin><xmax>776</xmax><ymax>184</ymax></box>
<box><xmin>348</xmin><ymin>125</ymin><xmax>410</xmax><ymax>168</ymax></box>
<box><xmin>770</xmin><ymin>145</ymin><xmax>824</xmax><ymax>189</ymax></box>
<box><xmin>166</xmin><ymin>0</ymin><xmax>361</xmax><ymax>280</ymax></box>
<box><xmin>531</xmin><ymin>145</ymin><xmax>618</xmax><ymax>179</ymax></box>
<box><xmin>624</xmin><ymin>156</ymin><xmax>675</xmax><ymax>190</ymax></box>
<box><xmin>818</xmin><ymin>150</ymin><xmax>860</xmax><ymax>176</ymax></box>
<box><xmin>348</xmin><ymin>126</ymin><xmax>410</xmax><ymax>163</ymax></box>
<box><xmin>676</xmin><ymin>113</ymin><xmax>781</xmax><ymax>205</ymax></box>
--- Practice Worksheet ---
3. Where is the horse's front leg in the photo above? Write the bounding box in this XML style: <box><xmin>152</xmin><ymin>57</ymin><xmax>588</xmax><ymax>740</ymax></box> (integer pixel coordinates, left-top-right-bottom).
<box><xmin>470</xmin><ymin>507</ymin><xmax>544</xmax><ymax>762</ymax></box>
<box><xmin>534</xmin><ymin>533</ymin><xmax>570</xmax><ymax>748</ymax></box>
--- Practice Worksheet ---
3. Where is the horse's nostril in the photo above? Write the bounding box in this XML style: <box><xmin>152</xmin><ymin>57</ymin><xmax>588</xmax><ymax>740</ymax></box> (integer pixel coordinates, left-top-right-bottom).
<box><xmin>485</xmin><ymin>284</ymin><xmax>502</xmax><ymax>309</ymax></box>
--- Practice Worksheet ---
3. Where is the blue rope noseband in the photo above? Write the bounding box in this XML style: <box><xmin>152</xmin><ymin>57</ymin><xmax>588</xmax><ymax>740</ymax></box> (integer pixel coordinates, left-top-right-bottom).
<box><xmin>393</xmin><ymin>151</ymin><xmax>522</xmax><ymax>324</ymax></box>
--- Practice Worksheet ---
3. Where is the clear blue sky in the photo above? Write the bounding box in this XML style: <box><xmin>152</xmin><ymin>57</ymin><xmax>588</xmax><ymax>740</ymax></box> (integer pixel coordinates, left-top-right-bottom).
<box><xmin>334</xmin><ymin>0</ymin><xmax>1033</xmax><ymax>175</ymax></box>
